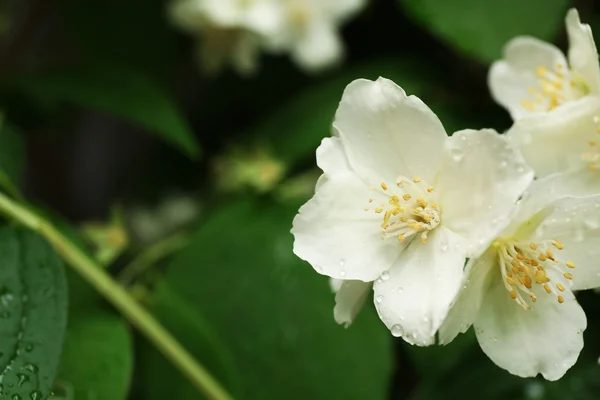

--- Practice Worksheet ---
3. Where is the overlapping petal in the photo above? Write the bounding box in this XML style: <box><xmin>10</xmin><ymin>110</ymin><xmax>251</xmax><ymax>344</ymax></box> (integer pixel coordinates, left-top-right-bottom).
<box><xmin>333</xmin><ymin>78</ymin><xmax>448</xmax><ymax>185</ymax></box>
<box><xmin>436</xmin><ymin>129</ymin><xmax>533</xmax><ymax>256</ymax></box>
<box><xmin>373</xmin><ymin>227</ymin><xmax>466</xmax><ymax>345</ymax></box>
<box><xmin>333</xmin><ymin>280</ymin><xmax>372</xmax><ymax>327</ymax></box>
<box><xmin>566</xmin><ymin>8</ymin><xmax>600</xmax><ymax>94</ymax></box>
<box><xmin>506</xmin><ymin>96</ymin><xmax>600</xmax><ymax>177</ymax></box>
<box><xmin>474</xmin><ymin>271</ymin><xmax>585</xmax><ymax>380</ymax></box>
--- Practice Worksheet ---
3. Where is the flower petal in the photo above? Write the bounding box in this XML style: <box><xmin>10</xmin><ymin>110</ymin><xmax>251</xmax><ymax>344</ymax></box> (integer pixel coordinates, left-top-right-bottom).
<box><xmin>506</xmin><ymin>170</ymin><xmax>600</xmax><ymax>234</ymax></box>
<box><xmin>334</xmin><ymin>280</ymin><xmax>372</xmax><ymax>327</ymax></box>
<box><xmin>507</xmin><ymin>96</ymin><xmax>600</xmax><ymax>177</ymax></box>
<box><xmin>528</xmin><ymin>195</ymin><xmax>600</xmax><ymax>291</ymax></box>
<box><xmin>373</xmin><ymin>227</ymin><xmax>466</xmax><ymax>346</ymax></box>
<box><xmin>333</xmin><ymin>78</ymin><xmax>448</xmax><ymax>185</ymax></box>
<box><xmin>439</xmin><ymin>250</ymin><xmax>496</xmax><ymax>344</ymax></box>
<box><xmin>474</xmin><ymin>272</ymin><xmax>585</xmax><ymax>380</ymax></box>
<box><xmin>436</xmin><ymin>129</ymin><xmax>533</xmax><ymax>256</ymax></box>
<box><xmin>292</xmin><ymin>17</ymin><xmax>343</xmax><ymax>71</ymax></box>
<box><xmin>292</xmin><ymin>172</ymin><xmax>403</xmax><ymax>281</ymax></box>
<box><xmin>566</xmin><ymin>8</ymin><xmax>600</xmax><ymax>94</ymax></box>
<box><xmin>316</xmin><ymin>137</ymin><xmax>351</xmax><ymax>177</ymax></box>
<box><xmin>488</xmin><ymin>37</ymin><xmax>569</xmax><ymax>120</ymax></box>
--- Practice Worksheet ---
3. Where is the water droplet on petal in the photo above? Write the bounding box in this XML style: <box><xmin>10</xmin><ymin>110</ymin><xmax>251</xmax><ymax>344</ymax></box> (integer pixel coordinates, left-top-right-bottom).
<box><xmin>440</xmin><ymin>241</ymin><xmax>448</xmax><ymax>252</ymax></box>
<box><xmin>376</xmin><ymin>295</ymin><xmax>384</xmax><ymax>303</ymax></box>
<box><xmin>314</xmin><ymin>265</ymin><xmax>322</xmax><ymax>273</ymax></box>
<box><xmin>397</xmin><ymin>286</ymin><xmax>404</xmax><ymax>293</ymax></box>
<box><xmin>381</xmin><ymin>271</ymin><xmax>390</xmax><ymax>281</ymax></box>
<box><xmin>339</xmin><ymin>259</ymin><xmax>345</xmax><ymax>267</ymax></box>
<box><xmin>391</xmin><ymin>324</ymin><xmax>404</xmax><ymax>337</ymax></box>
<box><xmin>450</xmin><ymin>148</ymin><xmax>464</xmax><ymax>162</ymax></box>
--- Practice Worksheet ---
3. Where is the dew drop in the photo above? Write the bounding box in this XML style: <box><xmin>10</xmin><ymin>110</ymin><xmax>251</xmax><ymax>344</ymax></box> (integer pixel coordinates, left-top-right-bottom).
<box><xmin>381</xmin><ymin>271</ymin><xmax>390</xmax><ymax>281</ymax></box>
<box><xmin>24</xmin><ymin>344</ymin><xmax>33</xmax><ymax>353</ymax></box>
<box><xmin>573</xmin><ymin>228</ymin><xmax>585</xmax><ymax>242</ymax></box>
<box><xmin>339</xmin><ymin>270</ymin><xmax>346</xmax><ymax>278</ymax></box>
<box><xmin>339</xmin><ymin>259</ymin><xmax>345</xmax><ymax>267</ymax></box>
<box><xmin>22</xmin><ymin>364</ymin><xmax>38</xmax><ymax>374</ymax></box>
<box><xmin>314</xmin><ymin>264</ymin><xmax>322</xmax><ymax>273</ymax></box>
<box><xmin>391</xmin><ymin>324</ymin><xmax>404</xmax><ymax>337</ymax></box>
<box><xmin>449</xmin><ymin>148</ymin><xmax>464</xmax><ymax>162</ymax></box>
<box><xmin>423</xmin><ymin>316</ymin><xmax>429</xmax><ymax>323</ymax></box>
<box><xmin>17</xmin><ymin>373</ymin><xmax>28</xmax><ymax>387</ymax></box>
<box><xmin>492</xmin><ymin>336</ymin><xmax>498</xmax><ymax>342</ymax></box>
<box><xmin>440</xmin><ymin>241</ymin><xmax>448</xmax><ymax>252</ymax></box>
<box><xmin>396</xmin><ymin>286</ymin><xmax>404</xmax><ymax>293</ymax></box>
<box><xmin>376</xmin><ymin>295</ymin><xmax>384</xmax><ymax>303</ymax></box>
<box><xmin>29</xmin><ymin>392</ymin><xmax>42</xmax><ymax>400</ymax></box>
<box><xmin>12</xmin><ymin>395</ymin><xmax>21</xmax><ymax>400</ymax></box>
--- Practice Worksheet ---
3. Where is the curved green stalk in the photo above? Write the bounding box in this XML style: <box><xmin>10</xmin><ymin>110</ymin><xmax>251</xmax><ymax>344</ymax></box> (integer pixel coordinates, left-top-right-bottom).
<box><xmin>0</xmin><ymin>191</ymin><xmax>233</xmax><ymax>400</ymax></box>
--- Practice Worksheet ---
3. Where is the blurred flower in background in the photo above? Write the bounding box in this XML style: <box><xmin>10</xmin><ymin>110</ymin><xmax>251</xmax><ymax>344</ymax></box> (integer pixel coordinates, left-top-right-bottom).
<box><xmin>489</xmin><ymin>9</ymin><xmax>600</xmax><ymax>177</ymax></box>
<box><xmin>169</xmin><ymin>0</ymin><xmax>367</xmax><ymax>75</ymax></box>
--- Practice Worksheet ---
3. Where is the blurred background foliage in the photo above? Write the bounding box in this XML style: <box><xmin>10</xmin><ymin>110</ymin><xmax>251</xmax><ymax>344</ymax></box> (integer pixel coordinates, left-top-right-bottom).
<box><xmin>1</xmin><ymin>0</ymin><xmax>600</xmax><ymax>399</ymax></box>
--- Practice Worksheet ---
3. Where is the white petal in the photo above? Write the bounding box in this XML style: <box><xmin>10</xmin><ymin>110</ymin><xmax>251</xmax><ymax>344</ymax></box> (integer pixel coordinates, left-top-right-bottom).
<box><xmin>488</xmin><ymin>37</ymin><xmax>569</xmax><ymax>120</ymax></box>
<box><xmin>506</xmin><ymin>170</ymin><xmax>600</xmax><ymax>234</ymax></box>
<box><xmin>292</xmin><ymin>173</ymin><xmax>403</xmax><ymax>281</ymax></box>
<box><xmin>507</xmin><ymin>96</ymin><xmax>600</xmax><ymax>177</ymax></box>
<box><xmin>436</xmin><ymin>129</ymin><xmax>534</xmax><ymax>256</ymax></box>
<box><xmin>334</xmin><ymin>280</ymin><xmax>372</xmax><ymax>327</ymax></box>
<box><xmin>528</xmin><ymin>195</ymin><xmax>600</xmax><ymax>291</ymax></box>
<box><xmin>292</xmin><ymin>18</ymin><xmax>343</xmax><ymax>71</ymax></box>
<box><xmin>316</xmin><ymin>137</ymin><xmax>351</xmax><ymax>177</ymax></box>
<box><xmin>566</xmin><ymin>9</ymin><xmax>600</xmax><ymax>94</ymax></box>
<box><xmin>373</xmin><ymin>227</ymin><xmax>466</xmax><ymax>346</ymax></box>
<box><xmin>318</xmin><ymin>0</ymin><xmax>367</xmax><ymax>22</ymax></box>
<box><xmin>474</xmin><ymin>273</ymin><xmax>585</xmax><ymax>380</ymax></box>
<box><xmin>333</xmin><ymin>78</ymin><xmax>448</xmax><ymax>185</ymax></box>
<box><xmin>439</xmin><ymin>250</ymin><xmax>496</xmax><ymax>344</ymax></box>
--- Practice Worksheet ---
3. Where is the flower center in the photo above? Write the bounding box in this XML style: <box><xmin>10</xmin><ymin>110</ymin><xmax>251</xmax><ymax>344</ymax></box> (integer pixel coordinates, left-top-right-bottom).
<box><xmin>520</xmin><ymin>64</ymin><xmax>588</xmax><ymax>113</ymax></box>
<box><xmin>366</xmin><ymin>176</ymin><xmax>441</xmax><ymax>244</ymax></box>
<box><xmin>494</xmin><ymin>238</ymin><xmax>575</xmax><ymax>309</ymax></box>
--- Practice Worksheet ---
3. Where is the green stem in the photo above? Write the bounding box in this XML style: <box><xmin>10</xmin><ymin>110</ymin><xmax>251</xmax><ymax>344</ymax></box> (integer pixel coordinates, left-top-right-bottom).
<box><xmin>0</xmin><ymin>192</ymin><xmax>233</xmax><ymax>400</ymax></box>
<box><xmin>119</xmin><ymin>231</ymin><xmax>189</xmax><ymax>285</ymax></box>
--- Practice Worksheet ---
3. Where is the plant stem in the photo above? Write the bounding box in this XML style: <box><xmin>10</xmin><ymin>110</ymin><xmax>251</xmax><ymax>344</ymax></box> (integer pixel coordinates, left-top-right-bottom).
<box><xmin>119</xmin><ymin>230</ymin><xmax>189</xmax><ymax>285</ymax></box>
<box><xmin>0</xmin><ymin>192</ymin><xmax>233</xmax><ymax>400</ymax></box>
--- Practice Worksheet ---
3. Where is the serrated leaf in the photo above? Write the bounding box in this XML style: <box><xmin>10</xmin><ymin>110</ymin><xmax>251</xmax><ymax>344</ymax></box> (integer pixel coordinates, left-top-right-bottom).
<box><xmin>399</xmin><ymin>0</ymin><xmax>570</xmax><ymax>63</ymax></box>
<box><xmin>56</xmin><ymin>308</ymin><xmax>133</xmax><ymax>400</ymax></box>
<box><xmin>10</xmin><ymin>65</ymin><xmax>200</xmax><ymax>159</ymax></box>
<box><xmin>0</xmin><ymin>228</ymin><xmax>68</xmax><ymax>399</ymax></box>
<box><xmin>139</xmin><ymin>200</ymin><xmax>393</xmax><ymax>400</ymax></box>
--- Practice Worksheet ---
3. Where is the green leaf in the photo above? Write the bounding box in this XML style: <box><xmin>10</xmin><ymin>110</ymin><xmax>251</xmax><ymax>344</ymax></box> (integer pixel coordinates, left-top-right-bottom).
<box><xmin>0</xmin><ymin>119</ymin><xmax>24</xmax><ymax>198</ymax></box>
<box><xmin>0</xmin><ymin>227</ymin><xmax>68</xmax><ymax>400</ymax></box>
<box><xmin>139</xmin><ymin>199</ymin><xmax>393</xmax><ymax>400</ymax></box>
<box><xmin>252</xmin><ymin>58</ymin><xmax>471</xmax><ymax>166</ymax></box>
<box><xmin>10</xmin><ymin>65</ymin><xmax>200</xmax><ymax>159</ymax></box>
<box><xmin>399</xmin><ymin>0</ymin><xmax>570</xmax><ymax>63</ymax></box>
<box><xmin>56</xmin><ymin>308</ymin><xmax>133</xmax><ymax>400</ymax></box>
<box><xmin>139</xmin><ymin>283</ymin><xmax>241</xmax><ymax>400</ymax></box>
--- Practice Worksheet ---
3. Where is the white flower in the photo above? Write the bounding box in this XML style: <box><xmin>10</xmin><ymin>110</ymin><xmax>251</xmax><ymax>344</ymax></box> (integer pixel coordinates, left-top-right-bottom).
<box><xmin>291</xmin><ymin>77</ymin><xmax>533</xmax><ymax>344</ymax></box>
<box><xmin>169</xmin><ymin>0</ymin><xmax>366</xmax><ymax>74</ymax></box>
<box><xmin>169</xmin><ymin>0</ymin><xmax>280</xmax><ymax>75</ymax></box>
<box><xmin>489</xmin><ymin>8</ymin><xmax>600</xmax><ymax>177</ymax></box>
<box><xmin>262</xmin><ymin>0</ymin><xmax>367</xmax><ymax>72</ymax></box>
<box><xmin>440</xmin><ymin>171</ymin><xmax>600</xmax><ymax>380</ymax></box>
